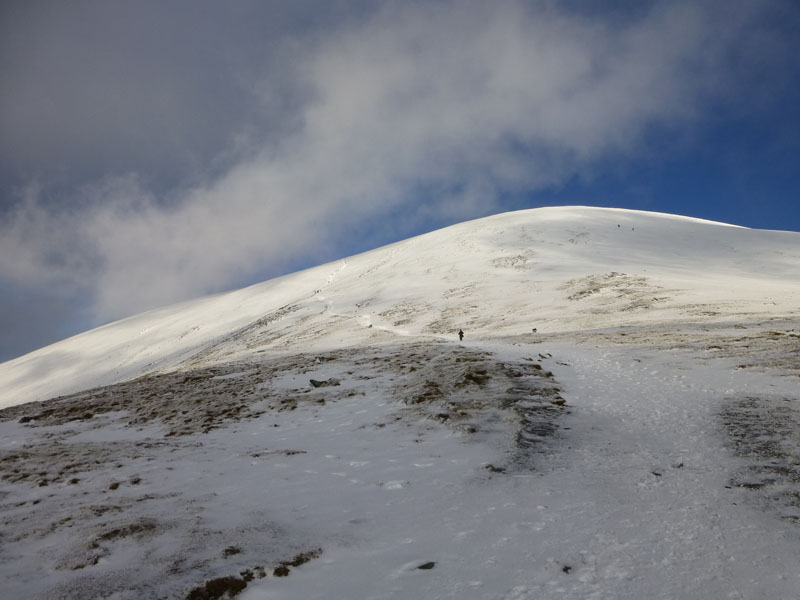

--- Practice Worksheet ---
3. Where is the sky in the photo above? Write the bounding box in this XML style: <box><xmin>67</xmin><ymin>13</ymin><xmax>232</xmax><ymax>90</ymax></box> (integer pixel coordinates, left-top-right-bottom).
<box><xmin>1</xmin><ymin>0</ymin><xmax>799</xmax><ymax>362</ymax></box>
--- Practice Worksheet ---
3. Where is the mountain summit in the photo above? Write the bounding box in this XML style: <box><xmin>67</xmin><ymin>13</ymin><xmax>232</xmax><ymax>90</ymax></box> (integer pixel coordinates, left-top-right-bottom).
<box><xmin>2</xmin><ymin>206</ymin><xmax>800</xmax><ymax>599</ymax></box>
<box><xmin>2</xmin><ymin>206</ymin><xmax>798</xmax><ymax>408</ymax></box>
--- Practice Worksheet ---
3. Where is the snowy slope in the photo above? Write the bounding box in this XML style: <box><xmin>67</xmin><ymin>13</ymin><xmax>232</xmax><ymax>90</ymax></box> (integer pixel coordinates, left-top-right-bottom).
<box><xmin>2</xmin><ymin>206</ymin><xmax>800</xmax><ymax>600</ymax></box>
<box><xmin>2</xmin><ymin>206</ymin><xmax>798</xmax><ymax>409</ymax></box>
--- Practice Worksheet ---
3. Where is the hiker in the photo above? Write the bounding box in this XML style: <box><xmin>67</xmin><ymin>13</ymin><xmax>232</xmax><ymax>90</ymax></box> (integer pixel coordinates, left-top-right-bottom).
<box><xmin>458</xmin><ymin>329</ymin><xmax>464</xmax><ymax>341</ymax></box>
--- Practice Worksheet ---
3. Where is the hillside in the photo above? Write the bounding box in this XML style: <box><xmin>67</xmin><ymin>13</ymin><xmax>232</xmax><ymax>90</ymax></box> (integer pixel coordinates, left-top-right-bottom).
<box><xmin>1</xmin><ymin>206</ymin><xmax>800</xmax><ymax>600</ymax></box>
<box><xmin>2</xmin><ymin>206</ymin><xmax>798</xmax><ymax>408</ymax></box>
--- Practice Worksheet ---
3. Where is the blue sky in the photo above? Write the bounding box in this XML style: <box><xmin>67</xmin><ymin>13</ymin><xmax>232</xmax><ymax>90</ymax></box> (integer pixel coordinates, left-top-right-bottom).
<box><xmin>1</xmin><ymin>0</ymin><xmax>799</xmax><ymax>362</ymax></box>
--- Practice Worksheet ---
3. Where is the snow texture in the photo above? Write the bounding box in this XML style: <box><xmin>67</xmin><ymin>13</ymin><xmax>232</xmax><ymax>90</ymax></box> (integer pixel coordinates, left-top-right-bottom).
<box><xmin>1</xmin><ymin>206</ymin><xmax>799</xmax><ymax>599</ymax></box>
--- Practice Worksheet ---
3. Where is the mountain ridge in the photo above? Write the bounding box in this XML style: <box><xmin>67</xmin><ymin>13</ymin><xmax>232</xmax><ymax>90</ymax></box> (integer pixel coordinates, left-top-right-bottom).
<box><xmin>2</xmin><ymin>205</ymin><xmax>798</xmax><ymax>409</ymax></box>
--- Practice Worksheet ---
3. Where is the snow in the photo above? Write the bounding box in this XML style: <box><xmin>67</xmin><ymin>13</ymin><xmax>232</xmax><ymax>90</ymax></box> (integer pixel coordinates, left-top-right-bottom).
<box><xmin>1</xmin><ymin>206</ymin><xmax>800</xmax><ymax>599</ymax></box>
<box><xmin>237</xmin><ymin>338</ymin><xmax>800</xmax><ymax>600</ymax></box>
<box><xmin>2</xmin><ymin>206</ymin><xmax>798</xmax><ymax>409</ymax></box>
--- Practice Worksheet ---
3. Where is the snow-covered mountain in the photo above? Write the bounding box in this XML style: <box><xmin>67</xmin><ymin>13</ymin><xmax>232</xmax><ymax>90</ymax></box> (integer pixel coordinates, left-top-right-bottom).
<box><xmin>2</xmin><ymin>206</ymin><xmax>798</xmax><ymax>409</ymax></box>
<box><xmin>2</xmin><ymin>206</ymin><xmax>800</xmax><ymax>600</ymax></box>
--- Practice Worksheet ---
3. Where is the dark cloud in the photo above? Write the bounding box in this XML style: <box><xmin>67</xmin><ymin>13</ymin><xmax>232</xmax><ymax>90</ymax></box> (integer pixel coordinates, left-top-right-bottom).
<box><xmin>0</xmin><ymin>0</ymin><xmax>357</xmax><ymax>194</ymax></box>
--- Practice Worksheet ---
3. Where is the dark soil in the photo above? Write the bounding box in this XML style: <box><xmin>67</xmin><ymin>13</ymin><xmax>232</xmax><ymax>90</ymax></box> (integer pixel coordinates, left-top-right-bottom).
<box><xmin>719</xmin><ymin>395</ymin><xmax>800</xmax><ymax>524</ymax></box>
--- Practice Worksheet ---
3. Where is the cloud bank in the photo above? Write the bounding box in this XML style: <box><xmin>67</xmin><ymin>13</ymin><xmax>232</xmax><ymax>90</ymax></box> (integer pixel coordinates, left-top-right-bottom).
<box><xmin>0</xmin><ymin>0</ymin><xmax>793</xmax><ymax>358</ymax></box>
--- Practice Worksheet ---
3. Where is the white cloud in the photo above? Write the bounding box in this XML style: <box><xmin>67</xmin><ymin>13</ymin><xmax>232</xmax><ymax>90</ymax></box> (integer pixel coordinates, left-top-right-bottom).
<box><xmin>0</xmin><ymin>0</ymin><xmax>788</xmax><ymax>337</ymax></box>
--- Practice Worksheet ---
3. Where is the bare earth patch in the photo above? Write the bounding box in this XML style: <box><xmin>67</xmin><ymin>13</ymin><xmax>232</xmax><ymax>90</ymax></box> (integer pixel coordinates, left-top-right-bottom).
<box><xmin>0</xmin><ymin>341</ymin><xmax>565</xmax><ymax>599</ymax></box>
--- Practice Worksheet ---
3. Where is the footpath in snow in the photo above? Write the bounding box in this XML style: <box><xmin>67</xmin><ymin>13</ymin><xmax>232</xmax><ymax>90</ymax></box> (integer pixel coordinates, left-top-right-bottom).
<box><xmin>236</xmin><ymin>334</ymin><xmax>800</xmax><ymax>600</ymax></box>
